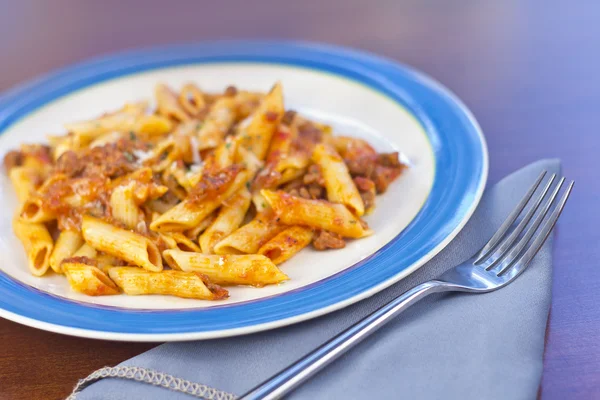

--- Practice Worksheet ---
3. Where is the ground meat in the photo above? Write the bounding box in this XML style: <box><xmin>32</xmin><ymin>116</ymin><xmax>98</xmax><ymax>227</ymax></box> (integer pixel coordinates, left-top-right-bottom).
<box><xmin>224</xmin><ymin>85</ymin><xmax>238</xmax><ymax>97</ymax></box>
<box><xmin>376</xmin><ymin>152</ymin><xmax>402</xmax><ymax>168</ymax></box>
<box><xmin>345</xmin><ymin>152</ymin><xmax>405</xmax><ymax>194</ymax></box>
<box><xmin>372</xmin><ymin>165</ymin><xmax>403</xmax><ymax>193</ymax></box>
<box><xmin>188</xmin><ymin>164</ymin><xmax>243</xmax><ymax>204</ymax></box>
<box><xmin>353</xmin><ymin>176</ymin><xmax>373</xmax><ymax>192</ymax></box>
<box><xmin>303</xmin><ymin>164</ymin><xmax>325</xmax><ymax>186</ymax></box>
<box><xmin>340</xmin><ymin>139</ymin><xmax>376</xmax><ymax>160</ymax></box>
<box><xmin>288</xmin><ymin>184</ymin><xmax>323</xmax><ymax>200</ymax></box>
<box><xmin>56</xmin><ymin>138</ymin><xmax>145</xmax><ymax>179</ymax></box>
<box><xmin>41</xmin><ymin>173</ymin><xmax>112</xmax><ymax>231</ymax></box>
<box><xmin>265</xmin><ymin>111</ymin><xmax>279</xmax><ymax>122</ymax></box>
<box><xmin>3</xmin><ymin>150</ymin><xmax>23</xmax><ymax>171</ymax></box>
<box><xmin>298</xmin><ymin>187</ymin><xmax>311</xmax><ymax>199</ymax></box>
<box><xmin>307</xmin><ymin>184</ymin><xmax>324</xmax><ymax>199</ymax></box>
<box><xmin>281</xmin><ymin>110</ymin><xmax>297</xmax><ymax>125</ymax></box>
<box><xmin>29</xmin><ymin>144</ymin><xmax>52</xmax><ymax>164</ymax></box>
<box><xmin>281</xmin><ymin>167</ymin><xmax>324</xmax><ymax>200</ymax></box>
<box><xmin>55</xmin><ymin>151</ymin><xmax>81</xmax><ymax>175</ymax></box>
<box><xmin>295</xmin><ymin>122</ymin><xmax>323</xmax><ymax>153</ymax></box>
<box><xmin>344</xmin><ymin>154</ymin><xmax>377</xmax><ymax>177</ymax></box>
<box><xmin>354</xmin><ymin>176</ymin><xmax>376</xmax><ymax>211</ymax></box>
<box><xmin>281</xmin><ymin>178</ymin><xmax>304</xmax><ymax>191</ymax></box>
<box><xmin>313</xmin><ymin>230</ymin><xmax>346</xmax><ymax>250</ymax></box>
<box><xmin>252</xmin><ymin>166</ymin><xmax>281</xmax><ymax>191</ymax></box>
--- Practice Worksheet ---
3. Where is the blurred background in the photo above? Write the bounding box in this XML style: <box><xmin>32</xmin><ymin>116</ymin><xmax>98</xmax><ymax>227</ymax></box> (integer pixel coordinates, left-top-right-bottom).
<box><xmin>0</xmin><ymin>1</ymin><xmax>597</xmax><ymax>399</ymax></box>
<box><xmin>1</xmin><ymin>1</ymin><xmax>596</xmax><ymax>181</ymax></box>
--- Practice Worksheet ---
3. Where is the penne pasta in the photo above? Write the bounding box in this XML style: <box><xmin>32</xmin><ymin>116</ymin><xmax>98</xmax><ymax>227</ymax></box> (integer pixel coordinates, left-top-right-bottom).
<box><xmin>110</xmin><ymin>182</ymin><xmax>140</xmax><ymax>229</ymax></box>
<box><xmin>258</xmin><ymin>226</ymin><xmax>314</xmax><ymax>265</ymax></box>
<box><xmin>150</xmin><ymin>165</ymin><xmax>250</xmax><ymax>232</ymax></box>
<box><xmin>82</xmin><ymin>215</ymin><xmax>163</xmax><ymax>272</ymax></box>
<box><xmin>155</xmin><ymin>83</ymin><xmax>190</xmax><ymax>122</ymax></box>
<box><xmin>163</xmin><ymin>250</ymin><xmax>288</xmax><ymax>287</ymax></box>
<box><xmin>202</xmin><ymin>136</ymin><xmax>237</xmax><ymax>173</ymax></box>
<box><xmin>178</xmin><ymin>83</ymin><xmax>206</xmax><ymax>116</ymax></box>
<box><xmin>233</xmin><ymin>91</ymin><xmax>265</xmax><ymax>119</ymax></box>
<box><xmin>49</xmin><ymin>134</ymin><xmax>77</xmax><ymax>161</ymax></box>
<box><xmin>213</xmin><ymin>210</ymin><xmax>285</xmax><ymax>255</ymax></box>
<box><xmin>199</xmin><ymin>187</ymin><xmax>252</xmax><ymax>254</ymax></box>
<box><xmin>121</xmin><ymin>101</ymin><xmax>150</xmax><ymax>116</ymax></box>
<box><xmin>273</xmin><ymin>151</ymin><xmax>310</xmax><ymax>186</ymax></box>
<box><xmin>251</xmin><ymin>191</ymin><xmax>270</xmax><ymax>213</ymax></box>
<box><xmin>261</xmin><ymin>189</ymin><xmax>372</xmax><ymax>238</ymax></box>
<box><xmin>73</xmin><ymin>243</ymin><xmax>98</xmax><ymax>259</ymax></box>
<box><xmin>234</xmin><ymin>145</ymin><xmax>263</xmax><ymax>176</ymax></box>
<box><xmin>160</xmin><ymin>232</ymin><xmax>202</xmax><ymax>253</ymax></box>
<box><xmin>19</xmin><ymin>196</ymin><xmax>55</xmax><ymax>223</ymax></box>
<box><xmin>13</xmin><ymin>217</ymin><xmax>53</xmax><ymax>276</ymax></box>
<box><xmin>95</xmin><ymin>253</ymin><xmax>126</xmax><ymax>270</ymax></box>
<box><xmin>196</xmin><ymin>97</ymin><xmax>237</xmax><ymax>150</ymax></box>
<box><xmin>65</xmin><ymin>112</ymin><xmax>172</xmax><ymax>144</ymax></box>
<box><xmin>89</xmin><ymin>131</ymin><xmax>123</xmax><ymax>148</ymax></box>
<box><xmin>312</xmin><ymin>143</ymin><xmax>365</xmax><ymax>216</ymax></box>
<box><xmin>49</xmin><ymin>230</ymin><xmax>84</xmax><ymax>273</ymax></box>
<box><xmin>266</xmin><ymin>124</ymin><xmax>295</xmax><ymax>164</ymax></box>
<box><xmin>8</xmin><ymin>166</ymin><xmax>40</xmax><ymax>204</ymax></box>
<box><xmin>184</xmin><ymin>211</ymin><xmax>218</xmax><ymax>240</ymax></box>
<box><xmin>107</xmin><ymin>267</ymin><xmax>228</xmax><ymax>300</ymax></box>
<box><xmin>62</xmin><ymin>262</ymin><xmax>119</xmax><ymax>296</ymax></box>
<box><xmin>237</xmin><ymin>82</ymin><xmax>284</xmax><ymax>160</ymax></box>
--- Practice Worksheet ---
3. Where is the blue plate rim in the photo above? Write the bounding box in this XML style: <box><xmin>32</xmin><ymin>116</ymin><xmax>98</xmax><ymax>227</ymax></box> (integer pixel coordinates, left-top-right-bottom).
<box><xmin>0</xmin><ymin>40</ymin><xmax>488</xmax><ymax>341</ymax></box>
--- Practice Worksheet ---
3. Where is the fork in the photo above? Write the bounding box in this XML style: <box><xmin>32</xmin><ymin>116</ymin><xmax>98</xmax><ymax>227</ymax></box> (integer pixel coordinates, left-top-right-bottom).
<box><xmin>239</xmin><ymin>171</ymin><xmax>574</xmax><ymax>400</ymax></box>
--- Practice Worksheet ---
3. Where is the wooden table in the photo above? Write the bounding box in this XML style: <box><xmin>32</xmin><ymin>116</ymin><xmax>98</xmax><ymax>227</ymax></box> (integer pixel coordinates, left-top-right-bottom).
<box><xmin>1</xmin><ymin>1</ymin><xmax>598</xmax><ymax>399</ymax></box>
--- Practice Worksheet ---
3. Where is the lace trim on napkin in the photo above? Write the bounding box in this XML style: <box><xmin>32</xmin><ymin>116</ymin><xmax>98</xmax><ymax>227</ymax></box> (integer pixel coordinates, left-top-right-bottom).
<box><xmin>67</xmin><ymin>366</ymin><xmax>237</xmax><ymax>400</ymax></box>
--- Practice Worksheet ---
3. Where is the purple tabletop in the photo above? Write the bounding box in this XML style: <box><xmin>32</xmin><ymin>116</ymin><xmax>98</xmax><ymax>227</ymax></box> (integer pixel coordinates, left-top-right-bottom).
<box><xmin>0</xmin><ymin>1</ymin><xmax>598</xmax><ymax>399</ymax></box>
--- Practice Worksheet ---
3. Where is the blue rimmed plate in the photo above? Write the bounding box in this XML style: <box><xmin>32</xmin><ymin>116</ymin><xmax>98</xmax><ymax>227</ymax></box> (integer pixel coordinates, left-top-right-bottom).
<box><xmin>0</xmin><ymin>41</ymin><xmax>487</xmax><ymax>341</ymax></box>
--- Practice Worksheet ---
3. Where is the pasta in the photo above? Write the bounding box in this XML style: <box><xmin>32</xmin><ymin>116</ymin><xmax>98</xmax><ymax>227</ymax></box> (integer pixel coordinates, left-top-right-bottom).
<box><xmin>3</xmin><ymin>81</ymin><xmax>406</xmax><ymax>301</ymax></box>
<box><xmin>13</xmin><ymin>217</ymin><xmax>53</xmax><ymax>276</ymax></box>
<box><xmin>149</xmin><ymin>165</ymin><xmax>251</xmax><ymax>232</ymax></box>
<box><xmin>82</xmin><ymin>215</ymin><xmax>163</xmax><ymax>272</ymax></box>
<box><xmin>261</xmin><ymin>189</ymin><xmax>373</xmax><ymax>238</ymax></box>
<box><xmin>237</xmin><ymin>82</ymin><xmax>284</xmax><ymax>160</ymax></box>
<box><xmin>312</xmin><ymin>143</ymin><xmax>364</xmax><ymax>216</ymax></box>
<box><xmin>258</xmin><ymin>226</ymin><xmax>314</xmax><ymax>265</ymax></box>
<box><xmin>213</xmin><ymin>210</ymin><xmax>285</xmax><ymax>255</ymax></box>
<box><xmin>49</xmin><ymin>230</ymin><xmax>84</xmax><ymax>273</ymax></box>
<box><xmin>62</xmin><ymin>261</ymin><xmax>120</xmax><ymax>296</ymax></box>
<box><xmin>196</xmin><ymin>97</ymin><xmax>236</xmax><ymax>150</ymax></box>
<box><xmin>199</xmin><ymin>187</ymin><xmax>252</xmax><ymax>254</ymax></box>
<box><xmin>163</xmin><ymin>249</ymin><xmax>288</xmax><ymax>287</ymax></box>
<box><xmin>107</xmin><ymin>267</ymin><xmax>228</xmax><ymax>300</ymax></box>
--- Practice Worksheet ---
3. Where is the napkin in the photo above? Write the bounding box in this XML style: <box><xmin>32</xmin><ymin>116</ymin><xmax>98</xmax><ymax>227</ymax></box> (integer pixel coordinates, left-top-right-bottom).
<box><xmin>71</xmin><ymin>159</ymin><xmax>560</xmax><ymax>400</ymax></box>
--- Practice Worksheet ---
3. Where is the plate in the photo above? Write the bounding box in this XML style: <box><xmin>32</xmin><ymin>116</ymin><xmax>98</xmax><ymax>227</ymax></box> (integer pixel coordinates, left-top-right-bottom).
<box><xmin>0</xmin><ymin>41</ymin><xmax>487</xmax><ymax>341</ymax></box>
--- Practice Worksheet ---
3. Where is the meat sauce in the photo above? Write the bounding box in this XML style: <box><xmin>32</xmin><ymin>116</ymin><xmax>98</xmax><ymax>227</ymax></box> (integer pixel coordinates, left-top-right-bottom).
<box><xmin>188</xmin><ymin>164</ymin><xmax>244</xmax><ymax>204</ymax></box>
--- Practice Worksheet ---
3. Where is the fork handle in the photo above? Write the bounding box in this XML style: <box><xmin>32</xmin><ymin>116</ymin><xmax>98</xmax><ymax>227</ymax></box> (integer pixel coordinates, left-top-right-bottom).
<box><xmin>238</xmin><ymin>280</ymin><xmax>449</xmax><ymax>400</ymax></box>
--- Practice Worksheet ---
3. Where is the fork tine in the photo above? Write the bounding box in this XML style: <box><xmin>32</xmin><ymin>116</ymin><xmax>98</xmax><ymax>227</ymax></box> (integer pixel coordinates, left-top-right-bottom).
<box><xmin>489</xmin><ymin>177</ymin><xmax>564</xmax><ymax>272</ymax></box>
<box><xmin>475</xmin><ymin>171</ymin><xmax>547</xmax><ymax>263</ymax></box>
<box><xmin>498</xmin><ymin>180</ymin><xmax>574</xmax><ymax>277</ymax></box>
<box><xmin>478</xmin><ymin>174</ymin><xmax>557</xmax><ymax>266</ymax></box>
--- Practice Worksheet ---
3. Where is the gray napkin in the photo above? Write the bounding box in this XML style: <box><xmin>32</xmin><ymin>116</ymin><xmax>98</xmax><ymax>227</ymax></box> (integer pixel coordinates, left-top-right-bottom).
<box><xmin>73</xmin><ymin>159</ymin><xmax>559</xmax><ymax>400</ymax></box>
